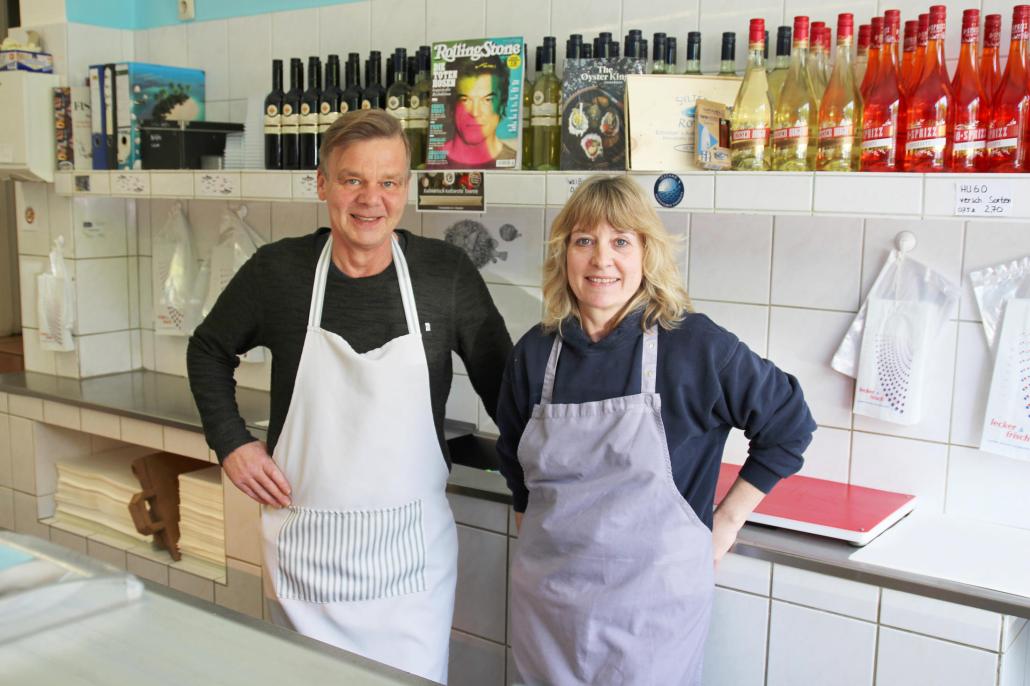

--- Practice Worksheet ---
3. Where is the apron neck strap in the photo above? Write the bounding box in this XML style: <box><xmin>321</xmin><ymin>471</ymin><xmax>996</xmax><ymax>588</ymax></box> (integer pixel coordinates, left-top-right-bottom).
<box><xmin>307</xmin><ymin>233</ymin><xmax>421</xmax><ymax>336</ymax></box>
<box><xmin>540</xmin><ymin>325</ymin><xmax>659</xmax><ymax>403</ymax></box>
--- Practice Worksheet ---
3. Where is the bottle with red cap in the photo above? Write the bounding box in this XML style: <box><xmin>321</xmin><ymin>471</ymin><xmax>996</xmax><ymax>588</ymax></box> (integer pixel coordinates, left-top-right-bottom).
<box><xmin>901</xmin><ymin>20</ymin><xmax>919</xmax><ymax>92</ymax></box>
<box><xmin>860</xmin><ymin>17</ymin><xmax>883</xmax><ymax>100</ymax></box>
<box><xmin>951</xmin><ymin>9</ymin><xmax>990</xmax><ymax>171</ymax></box>
<box><xmin>809</xmin><ymin>22</ymin><xmax>829</xmax><ymax>99</ymax></box>
<box><xmin>987</xmin><ymin>5</ymin><xmax>1030</xmax><ymax>171</ymax></box>
<box><xmin>861</xmin><ymin>9</ymin><xmax>905</xmax><ymax>171</ymax></box>
<box><xmin>730</xmin><ymin>18</ymin><xmax>773</xmax><ymax>170</ymax></box>
<box><xmin>907</xmin><ymin>12</ymin><xmax>930</xmax><ymax>94</ymax></box>
<box><xmin>904</xmin><ymin>5</ymin><xmax>953</xmax><ymax>171</ymax></box>
<box><xmin>817</xmin><ymin>13</ymin><xmax>863</xmax><ymax>170</ymax></box>
<box><xmin>772</xmin><ymin>15</ymin><xmax>820</xmax><ymax>170</ymax></box>
<box><xmin>855</xmin><ymin>24</ymin><xmax>872</xmax><ymax>86</ymax></box>
<box><xmin>980</xmin><ymin>14</ymin><xmax>1002</xmax><ymax>105</ymax></box>
<box><xmin>821</xmin><ymin>25</ymin><xmax>834</xmax><ymax>83</ymax></box>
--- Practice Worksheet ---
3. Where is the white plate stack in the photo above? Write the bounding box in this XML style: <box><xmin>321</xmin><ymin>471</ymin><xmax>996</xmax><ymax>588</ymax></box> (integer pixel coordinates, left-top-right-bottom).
<box><xmin>55</xmin><ymin>448</ymin><xmax>156</xmax><ymax>542</ymax></box>
<box><xmin>177</xmin><ymin>465</ymin><xmax>226</xmax><ymax>565</ymax></box>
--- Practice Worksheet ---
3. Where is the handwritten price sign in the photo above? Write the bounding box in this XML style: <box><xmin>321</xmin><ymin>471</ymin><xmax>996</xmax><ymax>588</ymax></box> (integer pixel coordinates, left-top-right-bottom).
<box><xmin>955</xmin><ymin>181</ymin><xmax>1015</xmax><ymax>216</ymax></box>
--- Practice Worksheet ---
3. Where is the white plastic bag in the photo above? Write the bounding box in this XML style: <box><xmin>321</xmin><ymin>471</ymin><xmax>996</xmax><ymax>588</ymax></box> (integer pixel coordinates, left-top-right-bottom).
<box><xmin>832</xmin><ymin>249</ymin><xmax>958</xmax><ymax>378</ymax></box>
<box><xmin>36</xmin><ymin>237</ymin><xmax>75</xmax><ymax>352</ymax></box>
<box><xmin>153</xmin><ymin>203</ymin><xmax>197</xmax><ymax>336</ymax></box>
<box><xmin>969</xmin><ymin>256</ymin><xmax>1030</xmax><ymax>352</ymax></box>
<box><xmin>980</xmin><ymin>298</ymin><xmax>1030</xmax><ymax>461</ymax></box>
<box><xmin>853</xmin><ymin>298</ymin><xmax>935</xmax><ymax>424</ymax></box>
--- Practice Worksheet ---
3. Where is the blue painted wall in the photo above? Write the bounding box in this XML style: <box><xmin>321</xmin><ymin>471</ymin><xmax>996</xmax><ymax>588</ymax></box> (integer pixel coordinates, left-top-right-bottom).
<box><xmin>65</xmin><ymin>0</ymin><xmax>359</xmax><ymax>30</ymax></box>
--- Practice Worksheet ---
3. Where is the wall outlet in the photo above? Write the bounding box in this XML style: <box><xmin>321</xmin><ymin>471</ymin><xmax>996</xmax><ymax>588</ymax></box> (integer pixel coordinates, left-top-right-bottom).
<box><xmin>178</xmin><ymin>0</ymin><xmax>196</xmax><ymax>21</ymax></box>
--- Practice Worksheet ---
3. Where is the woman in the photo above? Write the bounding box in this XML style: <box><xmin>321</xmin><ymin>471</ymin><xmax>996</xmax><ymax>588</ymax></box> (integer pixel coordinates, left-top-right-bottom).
<box><xmin>496</xmin><ymin>175</ymin><xmax>816</xmax><ymax>685</ymax></box>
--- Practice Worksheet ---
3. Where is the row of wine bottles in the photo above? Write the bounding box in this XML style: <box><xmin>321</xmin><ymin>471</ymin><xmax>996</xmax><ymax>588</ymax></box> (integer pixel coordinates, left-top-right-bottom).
<box><xmin>729</xmin><ymin>5</ymin><xmax>1030</xmax><ymax>172</ymax></box>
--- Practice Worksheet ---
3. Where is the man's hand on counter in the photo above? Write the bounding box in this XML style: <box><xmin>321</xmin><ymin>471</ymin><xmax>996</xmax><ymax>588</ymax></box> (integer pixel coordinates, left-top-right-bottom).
<box><xmin>223</xmin><ymin>440</ymin><xmax>292</xmax><ymax>508</ymax></box>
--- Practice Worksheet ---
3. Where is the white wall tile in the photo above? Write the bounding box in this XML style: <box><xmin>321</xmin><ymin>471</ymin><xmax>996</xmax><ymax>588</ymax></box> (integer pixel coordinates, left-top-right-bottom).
<box><xmin>449</xmin><ymin>630</ymin><xmax>507</xmax><ymax>686</ymax></box>
<box><xmin>271</xmin><ymin>203</ymin><xmax>318</xmax><ymax>242</ymax></box>
<box><xmin>703</xmin><ymin>587</ymin><xmax>769</xmax><ymax>686</ymax></box>
<box><xmin>139</xmin><ymin>256</ymin><xmax>154</xmax><ymax>330</ymax></box>
<box><xmin>876</xmin><ymin>626</ymin><xmax>998</xmax><ymax>686</ymax></box>
<box><xmin>154</xmin><ymin>335</ymin><xmax>189</xmax><ymax>377</ymax></box>
<box><xmin>186</xmin><ymin>19</ymin><xmax>230</xmax><ymax>102</ymax></box>
<box><xmin>21</xmin><ymin>329</ymin><xmax>57</xmax><ymax>375</ymax></box>
<box><xmin>721</xmin><ymin>427</ymin><xmax>749</xmax><ymax>465</ymax></box>
<box><xmin>0</xmin><ymin>487</ymin><xmax>13</xmax><ymax>532</ymax></box>
<box><xmin>715</xmin><ymin>552</ymin><xmax>771</xmax><ymax>595</ymax></box>
<box><xmin>850</xmin><ymin>431</ymin><xmax>948</xmax><ymax>512</ymax></box>
<box><xmin>698</xmin><ymin>0</ymin><xmax>783</xmax><ymax>74</ymax></box>
<box><xmin>767</xmin><ymin>307</ymin><xmax>855</xmax><ymax>429</ymax></box>
<box><xmin>271</xmin><ymin>8</ymin><xmax>321</xmax><ymax>67</ymax></box>
<box><xmin>228</xmin><ymin>14</ymin><xmax>273</xmax><ymax>102</ymax></box>
<box><xmin>550</xmin><ymin>0</ymin><xmax>622</xmax><ymax>73</ymax></box>
<box><xmin>797</xmin><ymin>425</ymin><xmax>850</xmax><ymax>481</ymax></box>
<box><xmin>658</xmin><ymin>210</ymin><xmax>690</xmax><ymax>281</ymax></box>
<box><xmin>487</xmin><ymin>284</ymin><xmax>543</xmax><ymax>342</ymax></box>
<box><xmin>689</xmin><ymin>214</ymin><xmax>773</xmax><ymax>305</ymax></box>
<box><xmin>950</xmin><ymin>322</ymin><xmax>990</xmax><ymax>448</ymax></box>
<box><xmin>234</xmin><ymin>353</ymin><xmax>272</xmax><ymax>392</ymax></box>
<box><xmin>692</xmin><ymin>301</ymin><xmax>769</xmax><ymax>356</ymax></box>
<box><xmin>141</xmin><ymin>24</ymin><xmax>189</xmax><ymax>68</ymax></box>
<box><xmin>74</xmin><ymin>258</ymin><xmax>130</xmax><ymax>335</ymax></box>
<box><xmin>42</xmin><ymin>401</ymin><xmax>80</xmax><ymax>431</ymax></box>
<box><xmin>10</xmin><ymin>415</ymin><xmax>36</xmax><ymax>492</ymax></box>
<box><xmin>428</xmin><ymin>0</ymin><xmax>487</xmax><ymax>44</ymax></box>
<box><xmin>318</xmin><ymin>2</ymin><xmax>373</xmax><ymax>60</ymax></box>
<box><xmin>48</xmin><ymin>188</ymin><xmax>75</xmax><ymax>255</ymax></box>
<box><xmin>852</xmin><ymin>320</ymin><xmax>958</xmax><ymax>444</ymax></box>
<box><xmin>773</xmin><ymin>564</ymin><xmax>879</xmax><ymax>621</ymax></box>
<box><xmin>0</xmin><ymin>415</ymin><xmax>12</xmax><ymax>489</ymax></box>
<box><xmin>961</xmin><ymin>221</ymin><xmax>1030</xmax><ymax>322</ymax></box>
<box><xmin>18</xmin><ymin>255</ymin><xmax>49</xmax><ymax>330</ymax></box>
<box><xmin>452</xmin><ymin>526</ymin><xmax>508</xmax><ymax>642</ymax></box>
<box><xmin>9</xmin><ymin>395</ymin><xmax>44</xmax><ymax>422</ymax></box>
<box><xmin>486</xmin><ymin>0</ymin><xmax>551</xmax><ymax>66</ymax></box>
<box><xmin>72</xmin><ymin>197</ymin><xmax>129</xmax><ymax>259</ymax></box>
<box><xmin>371</xmin><ymin>0</ymin><xmax>426</xmax><ymax>55</ymax></box>
<box><xmin>31</xmin><ymin>23</ymin><xmax>68</xmax><ymax>85</ymax></box>
<box><xmin>136</xmin><ymin>200</ymin><xmax>152</xmax><ymax>256</ymax></box>
<box><xmin>999</xmin><ymin>620</ymin><xmax>1029</xmax><ymax>686</ymax></box>
<box><xmin>881</xmin><ymin>588</ymin><xmax>1002</xmax><ymax>651</ymax></box>
<box><xmin>447</xmin><ymin>374</ymin><xmax>480</xmax><ymax>425</ymax></box>
<box><xmin>78</xmin><ymin>331</ymin><xmax>133</xmax><ymax>377</ymax></box>
<box><xmin>767</xmin><ymin>601</ymin><xmax>876</xmax><ymax>686</ymax></box>
<box><xmin>771</xmin><ymin>215</ymin><xmax>862</xmax><ymax>311</ymax></box>
<box><xmin>66</xmin><ymin>23</ymin><xmax>133</xmax><ymax>88</ymax></box>
<box><xmin>128</xmin><ymin>257</ymin><xmax>140</xmax><ymax>328</ymax></box>
<box><xmin>621</xmin><ymin>0</ymin><xmax>699</xmax><ymax>67</ymax></box>
<box><xmin>81</xmin><ymin>408</ymin><xmax>121</xmax><ymax>440</ymax></box>
<box><xmin>947</xmin><ymin>446</ymin><xmax>1030</xmax><ymax>531</ymax></box>
<box><xmin>141</xmin><ymin>330</ymin><xmax>156</xmax><ymax>370</ymax></box>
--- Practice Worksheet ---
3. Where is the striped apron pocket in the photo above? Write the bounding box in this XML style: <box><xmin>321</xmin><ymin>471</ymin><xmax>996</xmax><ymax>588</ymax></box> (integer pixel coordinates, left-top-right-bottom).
<box><xmin>275</xmin><ymin>499</ymin><xmax>427</xmax><ymax>603</ymax></box>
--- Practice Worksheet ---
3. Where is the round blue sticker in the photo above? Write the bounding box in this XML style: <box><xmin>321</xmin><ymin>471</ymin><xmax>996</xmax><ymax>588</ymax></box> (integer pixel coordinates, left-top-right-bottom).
<box><xmin>653</xmin><ymin>174</ymin><xmax>685</xmax><ymax>208</ymax></box>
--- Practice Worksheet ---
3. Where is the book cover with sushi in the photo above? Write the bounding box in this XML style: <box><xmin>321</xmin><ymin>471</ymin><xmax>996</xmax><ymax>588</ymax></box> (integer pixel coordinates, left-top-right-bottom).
<box><xmin>560</xmin><ymin>58</ymin><xmax>645</xmax><ymax>171</ymax></box>
<box><xmin>427</xmin><ymin>37</ymin><xmax>524</xmax><ymax>170</ymax></box>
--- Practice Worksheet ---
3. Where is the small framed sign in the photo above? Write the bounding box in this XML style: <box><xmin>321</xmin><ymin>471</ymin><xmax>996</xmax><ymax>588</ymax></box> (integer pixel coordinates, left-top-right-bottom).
<box><xmin>416</xmin><ymin>171</ymin><xmax>486</xmax><ymax>212</ymax></box>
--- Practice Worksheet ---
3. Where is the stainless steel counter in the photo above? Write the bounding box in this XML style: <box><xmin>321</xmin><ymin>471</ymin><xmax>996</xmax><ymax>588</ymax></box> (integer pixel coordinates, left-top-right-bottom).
<box><xmin>3</xmin><ymin>370</ymin><xmax>1029</xmax><ymax>619</ymax></box>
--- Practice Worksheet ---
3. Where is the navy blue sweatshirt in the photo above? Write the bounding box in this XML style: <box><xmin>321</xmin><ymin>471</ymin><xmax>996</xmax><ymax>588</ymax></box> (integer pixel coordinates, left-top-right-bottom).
<box><xmin>495</xmin><ymin>310</ymin><xmax>817</xmax><ymax>528</ymax></box>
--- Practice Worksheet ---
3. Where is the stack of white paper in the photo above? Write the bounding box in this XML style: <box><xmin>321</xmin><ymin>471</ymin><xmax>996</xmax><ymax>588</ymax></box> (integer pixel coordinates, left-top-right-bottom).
<box><xmin>177</xmin><ymin>466</ymin><xmax>226</xmax><ymax>565</ymax></box>
<box><xmin>55</xmin><ymin>450</ymin><xmax>153</xmax><ymax>542</ymax></box>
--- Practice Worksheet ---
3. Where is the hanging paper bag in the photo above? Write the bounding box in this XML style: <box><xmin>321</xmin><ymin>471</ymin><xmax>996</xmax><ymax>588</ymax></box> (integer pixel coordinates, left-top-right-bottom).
<box><xmin>969</xmin><ymin>256</ymin><xmax>1030</xmax><ymax>352</ymax></box>
<box><xmin>980</xmin><ymin>298</ymin><xmax>1030</xmax><ymax>461</ymax></box>
<box><xmin>853</xmin><ymin>298</ymin><xmax>935</xmax><ymax>424</ymax></box>
<box><xmin>153</xmin><ymin>203</ymin><xmax>197</xmax><ymax>336</ymax></box>
<box><xmin>37</xmin><ymin>237</ymin><xmax>76</xmax><ymax>352</ymax></box>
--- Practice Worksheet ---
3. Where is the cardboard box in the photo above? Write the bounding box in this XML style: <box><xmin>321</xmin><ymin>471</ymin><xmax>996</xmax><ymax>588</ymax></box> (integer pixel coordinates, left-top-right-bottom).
<box><xmin>0</xmin><ymin>50</ymin><xmax>54</xmax><ymax>73</ymax></box>
<box><xmin>626</xmin><ymin>74</ymin><xmax>741</xmax><ymax>171</ymax></box>
<box><xmin>695</xmin><ymin>99</ymin><xmax>731</xmax><ymax>171</ymax></box>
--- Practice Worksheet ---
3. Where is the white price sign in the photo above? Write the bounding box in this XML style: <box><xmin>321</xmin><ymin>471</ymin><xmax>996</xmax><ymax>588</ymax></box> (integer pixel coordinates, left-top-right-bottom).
<box><xmin>566</xmin><ymin>175</ymin><xmax>587</xmax><ymax>198</ymax></box>
<box><xmin>955</xmin><ymin>181</ymin><xmax>1015</xmax><ymax>216</ymax></box>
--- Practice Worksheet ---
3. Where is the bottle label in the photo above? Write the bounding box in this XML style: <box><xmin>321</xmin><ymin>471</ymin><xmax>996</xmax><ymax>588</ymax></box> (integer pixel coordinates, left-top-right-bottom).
<box><xmin>818</xmin><ymin>124</ymin><xmax>855</xmax><ymax>140</ymax></box>
<box><xmin>532</xmin><ymin>90</ymin><xmax>546</xmax><ymax>106</ymax></box>
<box><xmin>299</xmin><ymin>106</ymin><xmax>318</xmax><ymax>133</ymax></box>
<box><xmin>340</xmin><ymin>102</ymin><xmax>350</xmax><ymax>114</ymax></box>
<box><xmin>282</xmin><ymin>104</ymin><xmax>299</xmax><ymax>130</ymax></box>
<box><xmin>1016</xmin><ymin>19</ymin><xmax>1030</xmax><ymax>41</ymax></box>
<box><xmin>772</xmin><ymin>125</ymin><xmax>809</xmax><ymax>143</ymax></box>
<box><xmin>986</xmin><ymin>28</ymin><xmax>1001</xmax><ymax>48</ymax></box>
<box><xmin>987</xmin><ymin>123</ymin><xmax>1019</xmax><ymax>150</ymax></box>
<box><xmin>532</xmin><ymin>102</ymin><xmax>558</xmax><ymax>117</ymax></box>
<box><xmin>904</xmin><ymin>35</ymin><xmax>917</xmax><ymax>51</ymax></box>
<box><xmin>319</xmin><ymin>102</ymin><xmax>332</xmax><ymax>115</ymax></box>
<box><xmin>905</xmin><ymin>124</ymin><xmax>947</xmax><ymax>152</ymax></box>
<box><xmin>387</xmin><ymin>95</ymin><xmax>401</xmax><ymax>110</ymax></box>
<box><xmin>731</xmin><ymin>127</ymin><xmax>770</xmax><ymax>144</ymax></box>
<box><xmin>318</xmin><ymin>110</ymin><xmax>340</xmax><ymax>133</ymax></box>
<box><xmin>961</xmin><ymin>26</ymin><xmax>978</xmax><ymax>43</ymax></box>
<box><xmin>266</xmin><ymin>104</ymin><xmax>279</xmax><ymax>117</ymax></box>
<box><xmin>928</xmin><ymin>20</ymin><xmax>946</xmax><ymax>41</ymax></box>
<box><xmin>361</xmin><ymin>100</ymin><xmax>372</xmax><ymax>110</ymax></box>
<box><xmin>264</xmin><ymin>106</ymin><xmax>282</xmax><ymax>132</ymax></box>
<box><xmin>407</xmin><ymin>118</ymin><xmax>429</xmax><ymax>130</ymax></box>
<box><xmin>861</xmin><ymin>123</ymin><xmax>896</xmax><ymax>150</ymax></box>
<box><xmin>409</xmin><ymin>106</ymin><xmax>429</xmax><ymax>121</ymax></box>
<box><xmin>953</xmin><ymin>125</ymin><xmax>986</xmax><ymax>152</ymax></box>
<box><xmin>531</xmin><ymin>116</ymin><xmax>559</xmax><ymax>127</ymax></box>
<box><xmin>410</xmin><ymin>94</ymin><xmax>421</xmax><ymax>109</ymax></box>
<box><xmin>388</xmin><ymin>105</ymin><xmax>410</xmax><ymax>125</ymax></box>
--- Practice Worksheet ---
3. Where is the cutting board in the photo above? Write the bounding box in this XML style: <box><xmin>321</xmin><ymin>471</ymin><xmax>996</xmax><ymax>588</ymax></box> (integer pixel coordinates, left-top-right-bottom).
<box><xmin>715</xmin><ymin>463</ymin><xmax>917</xmax><ymax>546</ymax></box>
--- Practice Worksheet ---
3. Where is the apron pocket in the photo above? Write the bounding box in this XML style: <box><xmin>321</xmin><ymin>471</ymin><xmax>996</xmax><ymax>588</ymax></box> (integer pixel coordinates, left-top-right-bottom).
<box><xmin>275</xmin><ymin>499</ymin><xmax>427</xmax><ymax>603</ymax></box>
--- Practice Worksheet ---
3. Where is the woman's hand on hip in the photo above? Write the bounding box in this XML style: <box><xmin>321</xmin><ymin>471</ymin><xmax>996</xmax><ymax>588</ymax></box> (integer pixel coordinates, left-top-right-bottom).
<box><xmin>711</xmin><ymin>509</ymin><xmax>744</xmax><ymax>568</ymax></box>
<box><xmin>223</xmin><ymin>440</ymin><xmax>292</xmax><ymax>507</ymax></box>
<box><xmin>711</xmin><ymin>477</ymin><xmax>765</xmax><ymax>568</ymax></box>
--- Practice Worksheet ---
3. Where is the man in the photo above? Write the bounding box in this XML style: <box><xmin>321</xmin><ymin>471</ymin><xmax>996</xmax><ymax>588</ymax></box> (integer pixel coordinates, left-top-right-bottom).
<box><xmin>186</xmin><ymin>109</ymin><xmax>512</xmax><ymax>684</ymax></box>
<box><xmin>443</xmin><ymin>55</ymin><xmax>518</xmax><ymax>168</ymax></box>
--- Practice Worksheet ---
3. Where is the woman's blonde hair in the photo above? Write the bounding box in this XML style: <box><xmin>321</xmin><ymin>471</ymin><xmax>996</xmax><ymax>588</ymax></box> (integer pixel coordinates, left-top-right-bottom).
<box><xmin>542</xmin><ymin>175</ymin><xmax>692</xmax><ymax>333</ymax></box>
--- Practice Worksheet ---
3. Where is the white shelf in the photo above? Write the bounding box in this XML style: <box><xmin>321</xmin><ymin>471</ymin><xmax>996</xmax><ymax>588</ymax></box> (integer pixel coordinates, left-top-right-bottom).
<box><xmin>52</xmin><ymin>170</ymin><xmax>1030</xmax><ymax>220</ymax></box>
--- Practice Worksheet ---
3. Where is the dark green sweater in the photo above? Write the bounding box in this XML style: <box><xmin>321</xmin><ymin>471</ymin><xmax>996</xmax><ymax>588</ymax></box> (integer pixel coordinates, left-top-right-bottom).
<box><xmin>186</xmin><ymin>228</ymin><xmax>512</xmax><ymax>464</ymax></box>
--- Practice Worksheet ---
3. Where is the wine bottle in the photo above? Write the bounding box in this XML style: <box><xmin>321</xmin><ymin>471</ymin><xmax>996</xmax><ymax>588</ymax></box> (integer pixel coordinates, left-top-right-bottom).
<box><xmin>719</xmin><ymin>32</ymin><xmax>737</xmax><ymax>76</ymax></box>
<box><xmin>531</xmin><ymin>37</ymin><xmax>560</xmax><ymax>170</ymax></box>
<box><xmin>408</xmin><ymin>46</ymin><xmax>431</xmax><ymax>169</ymax></box>
<box><xmin>340</xmin><ymin>54</ymin><xmax>361</xmax><ymax>114</ymax></box>
<box><xmin>624</xmin><ymin>29</ymin><xmax>642</xmax><ymax>60</ymax></box>
<box><xmin>808</xmin><ymin>23</ymin><xmax>829</xmax><ymax>99</ymax></box>
<box><xmin>861</xmin><ymin>9</ymin><xmax>904</xmax><ymax>172</ymax></box>
<box><xmin>282</xmin><ymin>58</ymin><xmax>303</xmax><ymax>170</ymax></box>
<box><xmin>522</xmin><ymin>45</ymin><xmax>538</xmax><ymax>170</ymax></box>
<box><xmin>987</xmin><ymin>5</ymin><xmax>1030</xmax><ymax>171</ymax></box>
<box><xmin>951</xmin><ymin>9</ymin><xmax>989</xmax><ymax>171</ymax></box>
<box><xmin>768</xmin><ymin>26</ymin><xmax>792</xmax><ymax>111</ymax></box>
<box><xmin>386</xmin><ymin>51</ymin><xmax>411</xmax><ymax>142</ymax></box>
<box><xmin>901</xmin><ymin>20</ymin><xmax>919</xmax><ymax>92</ymax></box>
<box><xmin>640</xmin><ymin>38</ymin><xmax>649</xmax><ymax>69</ymax></box>
<box><xmin>652</xmin><ymin>33</ymin><xmax>668</xmax><ymax>74</ymax></box>
<box><xmin>730</xmin><ymin>19</ymin><xmax>772</xmax><ymax>170</ymax></box>
<box><xmin>299</xmin><ymin>56</ymin><xmax>321</xmax><ymax>170</ymax></box>
<box><xmin>361</xmin><ymin>52</ymin><xmax>385</xmax><ymax>110</ymax></box>
<box><xmin>318</xmin><ymin>55</ymin><xmax>343</xmax><ymax>158</ymax></box>
<box><xmin>980</xmin><ymin>14</ymin><xmax>1002</xmax><ymax>106</ymax></box>
<box><xmin>821</xmin><ymin>26</ymin><xmax>834</xmax><ymax>84</ymax></box>
<box><xmin>904</xmin><ymin>5</ymin><xmax>952</xmax><ymax>172</ymax></box>
<box><xmin>666</xmin><ymin>37</ymin><xmax>678</xmax><ymax>74</ymax></box>
<box><xmin>772</xmin><ymin>15</ymin><xmax>819</xmax><ymax>171</ymax></box>
<box><xmin>264</xmin><ymin>59</ymin><xmax>284</xmax><ymax>170</ymax></box>
<box><xmin>859</xmin><ymin>17</ymin><xmax>882</xmax><ymax>100</ymax></box>
<box><xmin>610</xmin><ymin>42</ymin><xmax>621</xmax><ymax>59</ymax></box>
<box><xmin>907</xmin><ymin>13</ymin><xmax>929</xmax><ymax>94</ymax></box>
<box><xmin>566</xmin><ymin>34</ymin><xmax>583</xmax><ymax>73</ymax></box>
<box><xmin>816</xmin><ymin>13</ymin><xmax>862</xmax><ymax>171</ymax></box>
<box><xmin>685</xmin><ymin>32</ymin><xmax>702</xmax><ymax>75</ymax></box>
<box><xmin>581</xmin><ymin>43</ymin><xmax>593</xmax><ymax>59</ymax></box>
<box><xmin>855</xmin><ymin>24</ymin><xmax>871</xmax><ymax>86</ymax></box>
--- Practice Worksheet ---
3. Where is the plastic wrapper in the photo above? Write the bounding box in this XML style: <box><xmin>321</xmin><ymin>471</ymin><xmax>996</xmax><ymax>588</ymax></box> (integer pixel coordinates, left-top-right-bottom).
<box><xmin>36</xmin><ymin>236</ymin><xmax>75</xmax><ymax>352</ymax></box>
<box><xmin>153</xmin><ymin>202</ymin><xmax>197</xmax><ymax>336</ymax></box>
<box><xmin>969</xmin><ymin>256</ymin><xmax>1030</xmax><ymax>352</ymax></box>
<box><xmin>980</xmin><ymin>298</ymin><xmax>1030</xmax><ymax>461</ymax></box>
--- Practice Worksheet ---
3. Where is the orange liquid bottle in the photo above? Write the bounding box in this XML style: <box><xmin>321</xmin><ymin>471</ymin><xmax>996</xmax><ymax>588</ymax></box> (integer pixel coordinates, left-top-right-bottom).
<box><xmin>980</xmin><ymin>14</ymin><xmax>1002</xmax><ymax>105</ymax></box>
<box><xmin>951</xmin><ymin>9</ymin><xmax>990</xmax><ymax>171</ymax></box>
<box><xmin>907</xmin><ymin>12</ymin><xmax>929</xmax><ymax>94</ymax></box>
<box><xmin>904</xmin><ymin>5</ymin><xmax>953</xmax><ymax>172</ymax></box>
<box><xmin>861</xmin><ymin>10</ymin><xmax>904</xmax><ymax>171</ymax></box>
<box><xmin>817</xmin><ymin>13</ymin><xmax>862</xmax><ymax>171</ymax></box>
<box><xmin>855</xmin><ymin>24</ymin><xmax>872</xmax><ymax>86</ymax></box>
<box><xmin>901</xmin><ymin>20</ymin><xmax>919</xmax><ymax>93</ymax></box>
<box><xmin>987</xmin><ymin>5</ymin><xmax>1030</xmax><ymax>172</ymax></box>
<box><xmin>860</xmin><ymin>17</ymin><xmax>883</xmax><ymax>100</ymax></box>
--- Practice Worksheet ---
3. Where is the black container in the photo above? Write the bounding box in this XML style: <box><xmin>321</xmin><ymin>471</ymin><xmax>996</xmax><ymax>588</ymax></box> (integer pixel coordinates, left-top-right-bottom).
<box><xmin>141</xmin><ymin>120</ymin><xmax>245</xmax><ymax>169</ymax></box>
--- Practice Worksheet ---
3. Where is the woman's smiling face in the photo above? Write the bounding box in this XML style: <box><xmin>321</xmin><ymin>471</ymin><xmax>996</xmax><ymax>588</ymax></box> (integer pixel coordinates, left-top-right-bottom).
<box><xmin>566</xmin><ymin>221</ymin><xmax>644</xmax><ymax>335</ymax></box>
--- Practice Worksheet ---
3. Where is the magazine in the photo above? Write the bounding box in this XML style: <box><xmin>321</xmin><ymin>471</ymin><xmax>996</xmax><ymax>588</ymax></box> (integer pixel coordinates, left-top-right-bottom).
<box><xmin>428</xmin><ymin>37</ymin><xmax>524</xmax><ymax>170</ymax></box>
<box><xmin>560</xmin><ymin>58</ymin><xmax>645</xmax><ymax>171</ymax></box>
